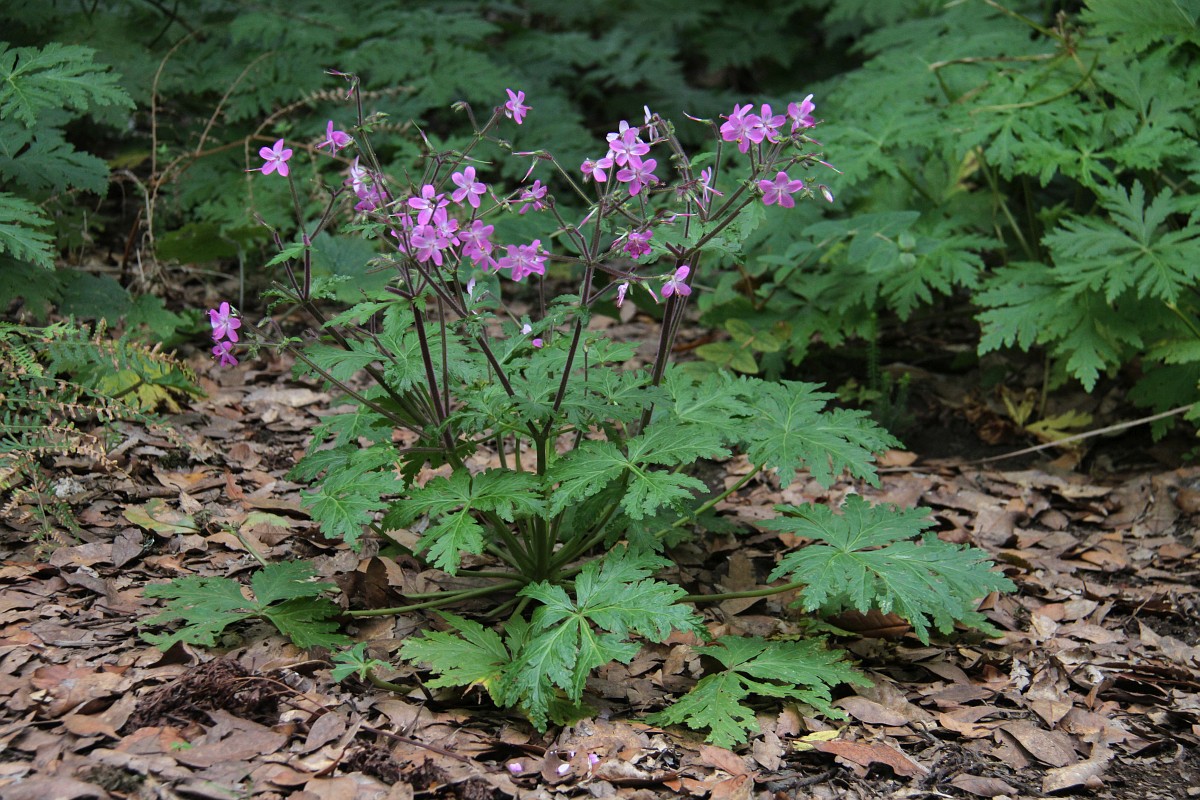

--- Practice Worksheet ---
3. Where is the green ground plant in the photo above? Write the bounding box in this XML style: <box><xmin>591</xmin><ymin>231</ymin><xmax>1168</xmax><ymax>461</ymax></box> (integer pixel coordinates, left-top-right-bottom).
<box><xmin>697</xmin><ymin>0</ymin><xmax>1200</xmax><ymax>427</ymax></box>
<box><xmin>142</xmin><ymin>75</ymin><xmax>1013</xmax><ymax>747</ymax></box>
<box><xmin>0</xmin><ymin>320</ymin><xmax>201</xmax><ymax>545</ymax></box>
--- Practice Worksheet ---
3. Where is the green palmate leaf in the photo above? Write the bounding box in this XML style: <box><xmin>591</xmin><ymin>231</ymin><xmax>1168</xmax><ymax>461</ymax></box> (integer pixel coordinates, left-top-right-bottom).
<box><xmin>302</xmin><ymin>341</ymin><xmax>382</xmax><ymax>384</ymax></box>
<box><xmin>740</xmin><ymin>379</ymin><xmax>900</xmax><ymax>488</ymax></box>
<box><xmin>695</xmin><ymin>340</ymin><xmax>759</xmax><ymax>373</ymax></box>
<box><xmin>763</xmin><ymin>496</ymin><xmax>1015</xmax><ymax>643</ymax></box>
<box><xmin>500</xmin><ymin>612</ymin><xmax>600</xmax><ymax>730</ymax></box>
<box><xmin>466</xmin><ymin>468</ymin><xmax>545</xmax><ymax>522</ymax></box>
<box><xmin>546</xmin><ymin>439</ymin><xmax>627</xmax><ymax>515</ymax></box>
<box><xmin>401</xmin><ymin>613</ymin><xmax>511</xmax><ymax>702</ymax></box>
<box><xmin>656</xmin><ymin>671</ymin><xmax>755</xmax><ymax>749</ymax></box>
<box><xmin>646</xmin><ymin>636</ymin><xmax>867</xmax><ymax>748</ymax></box>
<box><xmin>660</xmin><ymin>368</ymin><xmax>750</xmax><ymax>440</ymax></box>
<box><xmin>142</xmin><ymin>577</ymin><xmax>252</xmax><ymax>648</ymax></box>
<box><xmin>251</xmin><ymin>560</ymin><xmax>339</xmax><ymax>605</ymax></box>
<box><xmin>548</xmin><ymin>418</ymin><xmax>729</xmax><ymax>520</ymax></box>
<box><xmin>309</xmin><ymin>404</ymin><xmax>395</xmax><ymax>449</ymax></box>
<box><xmin>491</xmin><ymin>550</ymin><xmax>704</xmax><ymax>730</ymax></box>
<box><xmin>260</xmin><ymin>598</ymin><xmax>348</xmax><ymax>650</ymax></box>
<box><xmin>303</xmin><ymin>468</ymin><xmax>398</xmax><ymax>549</ymax></box>
<box><xmin>331</xmin><ymin>642</ymin><xmax>390</xmax><ymax>683</ymax></box>
<box><xmin>1048</xmin><ymin>181</ymin><xmax>1200</xmax><ymax>305</ymax></box>
<box><xmin>385</xmin><ymin>468</ymin><xmax>543</xmax><ymax>573</ymax></box>
<box><xmin>416</xmin><ymin>510</ymin><xmax>486</xmax><ymax>575</ymax></box>
<box><xmin>620</xmin><ymin>470</ymin><xmax>710</xmax><ymax>521</ymax></box>
<box><xmin>143</xmin><ymin>562</ymin><xmax>348</xmax><ymax>650</ymax></box>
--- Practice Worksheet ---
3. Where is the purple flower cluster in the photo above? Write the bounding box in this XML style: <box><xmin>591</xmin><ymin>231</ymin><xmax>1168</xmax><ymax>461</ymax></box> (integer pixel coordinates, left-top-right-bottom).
<box><xmin>382</xmin><ymin>174</ymin><xmax>546</xmax><ymax>281</ymax></box>
<box><xmin>208</xmin><ymin>301</ymin><xmax>240</xmax><ymax>367</ymax></box>
<box><xmin>719</xmin><ymin>94</ymin><xmax>819</xmax><ymax>207</ymax></box>
<box><xmin>719</xmin><ymin>95</ymin><xmax>817</xmax><ymax>154</ymax></box>
<box><xmin>580</xmin><ymin>116</ymin><xmax>661</xmax><ymax>197</ymax></box>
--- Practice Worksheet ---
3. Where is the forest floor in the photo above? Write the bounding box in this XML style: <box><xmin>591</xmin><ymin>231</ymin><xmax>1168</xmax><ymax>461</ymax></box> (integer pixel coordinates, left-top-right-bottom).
<box><xmin>3</xmin><ymin>306</ymin><xmax>1200</xmax><ymax>800</ymax></box>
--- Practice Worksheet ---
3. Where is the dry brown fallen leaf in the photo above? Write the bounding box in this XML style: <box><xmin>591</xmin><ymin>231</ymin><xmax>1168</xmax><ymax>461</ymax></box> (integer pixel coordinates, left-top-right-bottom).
<box><xmin>950</xmin><ymin>773</ymin><xmax>1019</xmax><ymax>798</ymax></box>
<box><xmin>807</xmin><ymin>739</ymin><xmax>929</xmax><ymax>778</ymax></box>
<box><xmin>1041</xmin><ymin>743</ymin><xmax>1113</xmax><ymax>794</ymax></box>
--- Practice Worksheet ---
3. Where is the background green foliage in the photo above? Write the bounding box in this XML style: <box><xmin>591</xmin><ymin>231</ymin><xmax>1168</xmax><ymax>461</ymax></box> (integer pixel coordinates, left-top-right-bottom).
<box><xmin>5</xmin><ymin>0</ymin><xmax>1200</xmax><ymax>416</ymax></box>
<box><xmin>701</xmin><ymin>0</ymin><xmax>1200</xmax><ymax>424</ymax></box>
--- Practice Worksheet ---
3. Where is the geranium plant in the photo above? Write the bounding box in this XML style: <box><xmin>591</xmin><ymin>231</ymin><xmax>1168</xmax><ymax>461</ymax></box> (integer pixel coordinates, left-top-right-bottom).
<box><xmin>145</xmin><ymin>75</ymin><xmax>1013</xmax><ymax>746</ymax></box>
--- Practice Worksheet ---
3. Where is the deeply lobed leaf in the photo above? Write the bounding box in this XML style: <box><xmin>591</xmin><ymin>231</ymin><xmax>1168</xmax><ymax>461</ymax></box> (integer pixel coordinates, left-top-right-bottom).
<box><xmin>764</xmin><ymin>496</ymin><xmax>1015</xmax><ymax>643</ymax></box>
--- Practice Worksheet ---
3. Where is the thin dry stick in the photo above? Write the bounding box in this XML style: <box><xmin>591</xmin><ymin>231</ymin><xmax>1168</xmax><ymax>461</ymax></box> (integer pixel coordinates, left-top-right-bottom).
<box><xmin>883</xmin><ymin>403</ymin><xmax>1194</xmax><ymax>470</ymax></box>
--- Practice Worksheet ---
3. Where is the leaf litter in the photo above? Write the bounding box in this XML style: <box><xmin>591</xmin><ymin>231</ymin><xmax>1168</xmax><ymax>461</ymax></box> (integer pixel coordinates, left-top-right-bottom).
<box><xmin>2</xmin><ymin>347</ymin><xmax>1200</xmax><ymax>799</ymax></box>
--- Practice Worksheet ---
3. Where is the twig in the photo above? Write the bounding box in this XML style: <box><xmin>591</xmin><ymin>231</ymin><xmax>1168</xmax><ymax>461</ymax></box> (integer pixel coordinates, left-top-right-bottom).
<box><xmin>882</xmin><ymin>404</ymin><xmax>1194</xmax><ymax>470</ymax></box>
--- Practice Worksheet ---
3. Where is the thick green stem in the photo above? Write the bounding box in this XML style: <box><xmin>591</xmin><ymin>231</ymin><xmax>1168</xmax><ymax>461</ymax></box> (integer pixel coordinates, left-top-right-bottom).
<box><xmin>346</xmin><ymin>582</ymin><xmax>524</xmax><ymax>617</ymax></box>
<box><xmin>366</xmin><ymin>670</ymin><xmax>408</xmax><ymax>693</ymax></box>
<box><xmin>653</xmin><ymin>466</ymin><xmax>763</xmax><ymax>540</ymax></box>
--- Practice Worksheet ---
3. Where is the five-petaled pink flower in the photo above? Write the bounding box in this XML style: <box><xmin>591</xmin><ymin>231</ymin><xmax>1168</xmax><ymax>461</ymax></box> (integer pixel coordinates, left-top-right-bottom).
<box><xmin>759</xmin><ymin>171</ymin><xmax>806</xmax><ymax>208</ymax></box>
<box><xmin>787</xmin><ymin>94</ymin><xmax>816</xmax><ymax>131</ymax></box>
<box><xmin>408</xmin><ymin>184</ymin><xmax>448</xmax><ymax>225</ymax></box>
<box><xmin>616</xmin><ymin>157</ymin><xmax>658</xmax><ymax>196</ymax></box>
<box><xmin>759</xmin><ymin>104</ymin><xmax>786</xmax><ymax>142</ymax></box>
<box><xmin>317</xmin><ymin>120</ymin><xmax>352</xmax><ymax>155</ymax></box>
<box><xmin>581</xmin><ymin>156</ymin><xmax>614</xmax><ymax>183</ymax></box>
<box><xmin>208</xmin><ymin>301</ymin><xmax>241</xmax><ymax>367</ymax></box>
<box><xmin>457</xmin><ymin>219</ymin><xmax>495</xmax><ymax>266</ymax></box>
<box><xmin>719</xmin><ymin>104</ymin><xmax>761</xmax><ymax>154</ymax></box>
<box><xmin>606</xmin><ymin>125</ymin><xmax>649</xmax><ymax>167</ymax></box>
<box><xmin>624</xmin><ymin>229</ymin><xmax>653</xmax><ymax>259</ymax></box>
<box><xmin>497</xmin><ymin>240</ymin><xmax>547</xmax><ymax>281</ymax></box>
<box><xmin>518</xmin><ymin>179</ymin><xmax>547</xmax><ymax>214</ymax></box>
<box><xmin>451</xmin><ymin>166</ymin><xmax>487</xmax><ymax>209</ymax></box>
<box><xmin>209</xmin><ymin>301</ymin><xmax>241</xmax><ymax>342</ymax></box>
<box><xmin>257</xmin><ymin>139</ymin><xmax>293</xmax><ymax>176</ymax></box>
<box><xmin>661</xmin><ymin>265</ymin><xmax>692</xmax><ymax>299</ymax></box>
<box><xmin>504</xmin><ymin>89</ymin><xmax>531</xmax><ymax>125</ymax></box>
<box><xmin>211</xmin><ymin>340</ymin><xmax>238</xmax><ymax>368</ymax></box>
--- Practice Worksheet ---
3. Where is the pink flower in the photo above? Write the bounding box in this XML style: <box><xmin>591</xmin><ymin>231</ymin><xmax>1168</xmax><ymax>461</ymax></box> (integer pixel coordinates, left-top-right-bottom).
<box><xmin>408</xmin><ymin>184</ymin><xmax>448</xmax><ymax>225</ymax></box>
<box><xmin>615</xmin><ymin>157</ymin><xmax>658</xmax><ymax>196</ymax></box>
<box><xmin>451</xmin><ymin>166</ymin><xmax>487</xmax><ymax>209</ymax></box>
<box><xmin>521</xmin><ymin>323</ymin><xmax>544</xmax><ymax>348</ymax></box>
<box><xmin>316</xmin><ymin>120</ymin><xmax>352</xmax><ymax>154</ymax></box>
<box><xmin>518</xmin><ymin>179</ymin><xmax>547</xmax><ymax>214</ymax></box>
<box><xmin>456</xmin><ymin>220</ymin><xmax>495</xmax><ymax>264</ymax></box>
<box><xmin>211</xmin><ymin>339</ymin><xmax>238</xmax><ymax>367</ymax></box>
<box><xmin>661</xmin><ymin>265</ymin><xmax>692</xmax><ymax>299</ymax></box>
<box><xmin>624</xmin><ymin>229</ymin><xmax>653</xmax><ymax>259</ymax></box>
<box><xmin>257</xmin><ymin>139</ymin><xmax>293</xmax><ymax>177</ymax></box>
<box><xmin>346</xmin><ymin>157</ymin><xmax>384</xmax><ymax>211</ymax></box>
<box><xmin>697</xmin><ymin>167</ymin><xmax>722</xmax><ymax>205</ymax></box>
<box><xmin>759</xmin><ymin>104</ymin><xmax>786</xmax><ymax>142</ymax></box>
<box><xmin>504</xmin><ymin>89</ymin><xmax>531</xmax><ymax>124</ymax></box>
<box><xmin>581</xmin><ymin>156</ymin><xmax>614</xmax><ymax>183</ymax></box>
<box><xmin>787</xmin><ymin>94</ymin><xmax>817</xmax><ymax>131</ymax></box>
<box><xmin>759</xmin><ymin>171</ymin><xmax>806</xmax><ymax>207</ymax></box>
<box><xmin>606</xmin><ymin>125</ymin><xmax>649</xmax><ymax>167</ymax></box>
<box><xmin>719</xmin><ymin>104</ymin><xmax>762</xmax><ymax>154</ymax></box>
<box><xmin>615</xmin><ymin>281</ymin><xmax>630</xmax><ymax>308</ymax></box>
<box><xmin>497</xmin><ymin>240</ymin><xmax>547</xmax><ymax>281</ymax></box>
<box><xmin>208</xmin><ymin>301</ymin><xmax>241</xmax><ymax>342</ymax></box>
<box><xmin>410</xmin><ymin>216</ymin><xmax>457</xmax><ymax>266</ymax></box>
